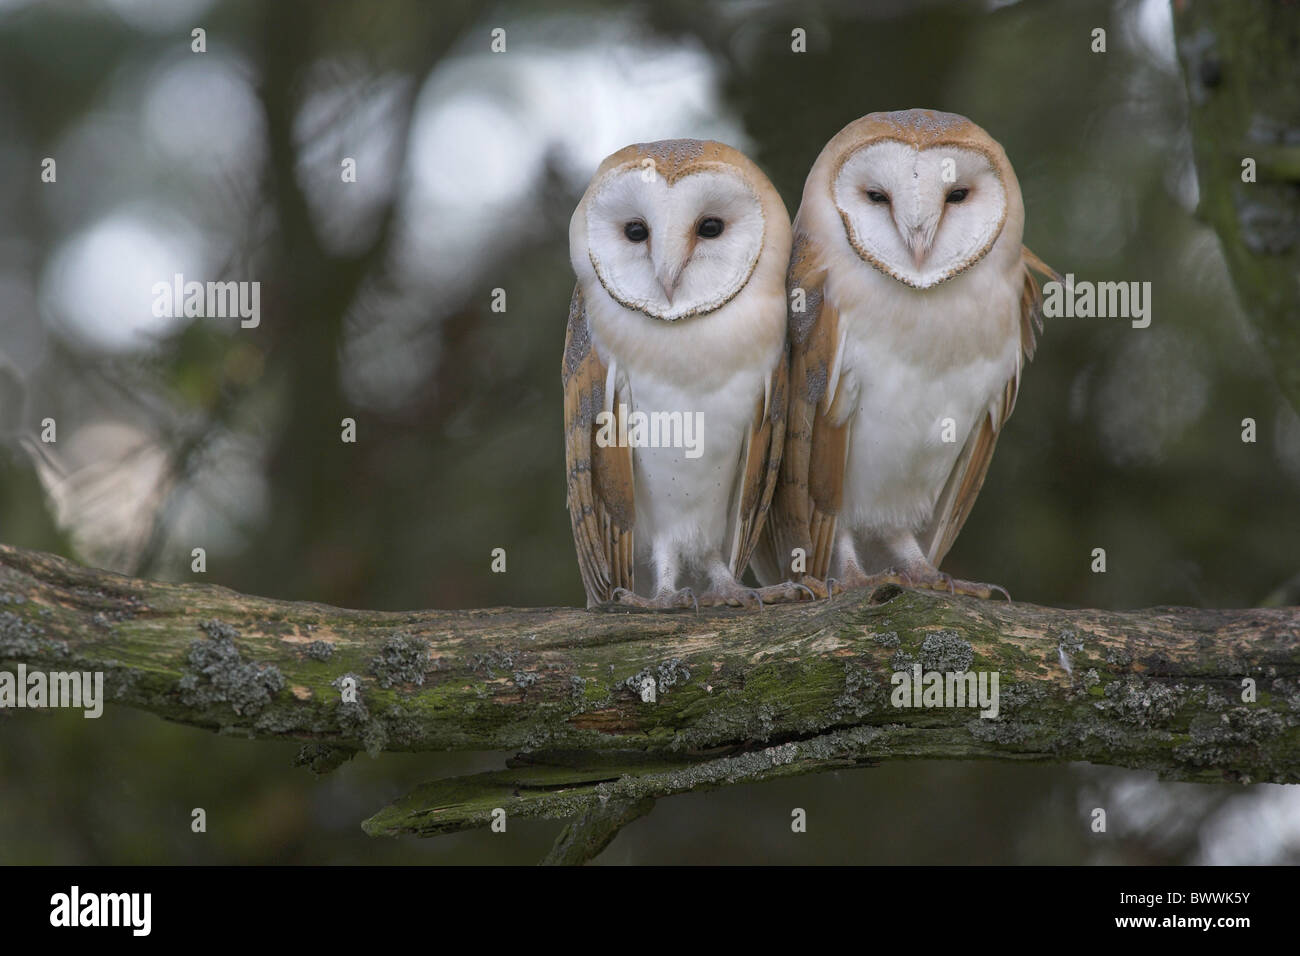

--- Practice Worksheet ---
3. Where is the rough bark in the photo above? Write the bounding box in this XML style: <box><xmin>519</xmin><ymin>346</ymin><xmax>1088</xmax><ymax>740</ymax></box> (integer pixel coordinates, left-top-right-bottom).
<box><xmin>1173</xmin><ymin>0</ymin><xmax>1300</xmax><ymax>413</ymax></box>
<box><xmin>1</xmin><ymin>543</ymin><xmax>1298</xmax><ymax>859</ymax></box>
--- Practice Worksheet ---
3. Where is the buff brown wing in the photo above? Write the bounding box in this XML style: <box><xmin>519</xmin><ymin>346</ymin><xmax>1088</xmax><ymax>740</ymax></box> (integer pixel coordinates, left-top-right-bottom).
<box><xmin>758</xmin><ymin>229</ymin><xmax>851</xmax><ymax>584</ymax></box>
<box><xmin>730</xmin><ymin>345</ymin><xmax>788</xmax><ymax>579</ymax></box>
<box><xmin>920</xmin><ymin>247</ymin><xmax>1061</xmax><ymax>567</ymax></box>
<box><xmin>562</xmin><ymin>286</ymin><xmax>635</xmax><ymax>607</ymax></box>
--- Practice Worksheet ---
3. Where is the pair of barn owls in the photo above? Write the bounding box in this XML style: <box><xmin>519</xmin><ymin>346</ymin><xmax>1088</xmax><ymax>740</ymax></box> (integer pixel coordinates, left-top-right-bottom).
<box><xmin>564</xmin><ymin>110</ymin><xmax>1057</xmax><ymax>609</ymax></box>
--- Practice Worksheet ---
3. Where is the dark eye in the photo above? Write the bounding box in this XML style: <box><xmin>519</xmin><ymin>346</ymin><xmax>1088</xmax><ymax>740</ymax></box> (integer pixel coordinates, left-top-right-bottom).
<box><xmin>624</xmin><ymin>221</ymin><xmax>649</xmax><ymax>242</ymax></box>
<box><xmin>946</xmin><ymin>188</ymin><xmax>970</xmax><ymax>204</ymax></box>
<box><xmin>696</xmin><ymin>217</ymin><xmax>725</xmax><ymax>239</ymax></box>
<box><xmin>865</xmin><ymin>189</ymin><xmax>890</xmax><ymax>204</ymax></box>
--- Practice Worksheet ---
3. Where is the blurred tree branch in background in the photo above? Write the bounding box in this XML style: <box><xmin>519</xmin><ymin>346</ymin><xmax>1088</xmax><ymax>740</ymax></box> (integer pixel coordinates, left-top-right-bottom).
<box><xmin>2</xmin><ymin>542</ymin><xmax>1297</xmax><ymax>863</ymax></box>
<box><xmin>224</xmin><ymin>1</ymin><xmax>478</xmax><ymax>603</ymax></box>
<box><xmin>1173</xmin><ymin>0</ymin><xmax>1300</xmax><ymax>414</ymax></box>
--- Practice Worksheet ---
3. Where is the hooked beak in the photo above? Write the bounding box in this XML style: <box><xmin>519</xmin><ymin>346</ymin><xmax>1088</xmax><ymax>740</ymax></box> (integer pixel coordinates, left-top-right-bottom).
<box><xmin>652</xmin><ymin>243</ymin><xmax>688</xmax><ymax>306</ymax></box>
<box><xmin>894</xmin><ymin>203</ymin><xmax>938</xmax><ymax>270</ymax></box>
<box><xmin>655</xmin><ymin>265</ymin><xmax>681</xmax><ymax>304</ymax></box>
<box><xmin>904</xmin><ymin>226</ymin><xmax>932</xmax><ymax>270</ymax></box>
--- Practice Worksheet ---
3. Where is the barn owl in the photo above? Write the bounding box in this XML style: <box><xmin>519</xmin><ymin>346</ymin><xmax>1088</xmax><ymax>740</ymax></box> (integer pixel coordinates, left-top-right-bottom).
<box><xmin>756</xmin><ymin>110</ymin><xmax>1060</xmax><ymax>599</ymax></box>
<box><xmin>564</xmin><ymin>139</ymin><xmax>809</xmax><ymax>609</ymax></box>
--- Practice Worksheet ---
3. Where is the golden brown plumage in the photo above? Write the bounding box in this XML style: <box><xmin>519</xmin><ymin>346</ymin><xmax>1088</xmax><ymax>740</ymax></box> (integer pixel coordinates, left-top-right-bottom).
<box><xmin>562</xmin><ymin>286</ymin><xmax>635</xmax><ymax>604</ymax></box>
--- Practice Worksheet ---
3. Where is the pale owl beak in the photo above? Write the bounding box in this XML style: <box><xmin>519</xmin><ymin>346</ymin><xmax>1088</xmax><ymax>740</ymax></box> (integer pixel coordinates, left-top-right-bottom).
<box><xmin>655</xmin><ymin>266</ymin><xmax>680</xmax><ymax>304</ymax></box>
<box><xmin>905</xmin><ymin>227</ymin><xmax>931</xmax><ymax>269</ymax></box>
<box><xmin>652</xmin><ymin>246</ymin><xmax>687</xmax><ymax>305</ymax></box>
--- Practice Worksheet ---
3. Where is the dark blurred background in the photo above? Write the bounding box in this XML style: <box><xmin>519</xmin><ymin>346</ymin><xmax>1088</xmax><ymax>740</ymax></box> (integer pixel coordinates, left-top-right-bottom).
<box><xmin>1</xmin><ymin>0</ymin><xmax>1297</xmax><ymax>864</ymax></box>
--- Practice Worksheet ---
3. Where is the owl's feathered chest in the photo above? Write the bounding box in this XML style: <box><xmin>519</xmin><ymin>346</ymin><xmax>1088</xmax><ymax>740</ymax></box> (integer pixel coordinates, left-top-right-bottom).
<box><xmin>580</xmin><ymin>280</ymin><xmax>785</xmax><ymax>554</ymax></box>
<box><xmin>825</xmin><ymin>257</ymin><xmax>1022</xmax><ymax>531</ymax></box>
<box><xmin>582</xmin><ymin>278</ymin><xmax>786</xmax><ymax>394</ymax></box>
<box><xmin>827</xmin><ymin>237</ymin><xmax>1021</xmax><ymax>375</ymax></box>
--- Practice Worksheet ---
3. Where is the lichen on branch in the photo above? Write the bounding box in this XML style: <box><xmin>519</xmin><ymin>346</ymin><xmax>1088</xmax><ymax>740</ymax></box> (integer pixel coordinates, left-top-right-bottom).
<box><xmin>0</xmin><ymin>542</ymin><xmax>1297</xmax><ymax>850</ymax></box>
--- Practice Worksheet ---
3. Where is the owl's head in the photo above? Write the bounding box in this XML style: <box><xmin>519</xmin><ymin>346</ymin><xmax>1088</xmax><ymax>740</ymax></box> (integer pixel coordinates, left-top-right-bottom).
<box><xmin>572</xmin><ymin>140</ymin><xmax>782</xmax><ymax>321</ymax></box>
<box><xmin>812</xmin><ymin>109</ymin><xmax>1022</xmax><ymax>289</ymax></box>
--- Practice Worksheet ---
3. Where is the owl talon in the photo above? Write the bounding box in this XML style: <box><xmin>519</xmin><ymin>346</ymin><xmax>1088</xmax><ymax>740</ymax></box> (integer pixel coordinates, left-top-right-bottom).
<box><xmin>608</xmin><ymin>586</ymin><xmax>698</xmax><ymax>610</ymax></box>
<box><xmin>776</xmin><ymin>576</ymin><xmax>832</xmax><ymax>600</ymax></box>
<box><xmin>835</xmin><ymin>567</ymin><xmax>913</xmax><ymax>594</ymax></box>
<box><xmin>940</xmin><ymin>578</ymin><xmax>1010</xmax><ymax>601</ymax></box>
<box><xmin>697</xmin><ymin>585</ymin><xmax>763</xmax><ymax>608</ymax></box>
<box><xmin>980</xmin><ymin>582</ymin><xmax>1012</xmax><ymax>602</ymax></box>
<box><xmin>752</xmin><ymin>581</ymin><xmax>816</xmax><ymax>604</ymax></box>
<box><xmin>899</xmin><ymin>566</ymin><xmax>1011</xmax><ymax>602</ymax></box>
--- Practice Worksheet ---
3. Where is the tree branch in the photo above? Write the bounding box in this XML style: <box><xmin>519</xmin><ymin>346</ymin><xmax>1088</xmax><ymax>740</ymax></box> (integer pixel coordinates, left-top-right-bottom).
<box><xmin>540</xmin><ymin>796</ymin><xmax>656</xmax><ymax>866</ymax></box>
<box><xmin>1</xmin><ymin>542</ymin><xmax>1297</xmax><ymax>854</ymax></box>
